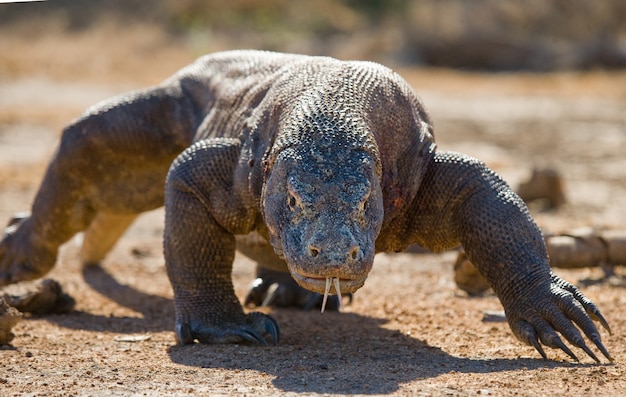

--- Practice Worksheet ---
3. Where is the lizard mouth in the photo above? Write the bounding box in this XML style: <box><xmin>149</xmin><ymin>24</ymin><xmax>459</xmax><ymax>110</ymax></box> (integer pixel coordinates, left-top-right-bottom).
<box><xmin>291</xmin><ymin>272</ymin><xmax>367</xmax><ymax>295</ymax></box>
<box><xmin>290</xmin><ymin>272</ymin><xmax>366</xmax><ymax>311</ymax></box>
<box><xmin>290</xmin><ymin>272</ymin><xmax>366</xmax><ymax>294</ymax></box>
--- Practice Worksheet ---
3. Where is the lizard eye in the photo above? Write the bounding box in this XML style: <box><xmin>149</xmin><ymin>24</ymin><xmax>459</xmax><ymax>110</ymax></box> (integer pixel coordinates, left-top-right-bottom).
<box><xmin>358</xmin><ymin>191</ymin><xmax>371</xmax><ymax>212</ymax></box>
<box><xmin>287</xmin><ymin>193</ymin><xmax>298</xmax><ymax>210</ymax></box>
<box><xmin>362</xmin><ymin>198</ymin><xmax>369</xmax><ymax>212</ymax></box>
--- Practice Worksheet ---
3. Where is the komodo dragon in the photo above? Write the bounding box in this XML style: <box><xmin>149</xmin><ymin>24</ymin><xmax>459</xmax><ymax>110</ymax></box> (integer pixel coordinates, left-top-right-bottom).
<box><xmin>0</xmin><ymin>50</ymin><xmax>612</xmax><ymax>362</ymax></box>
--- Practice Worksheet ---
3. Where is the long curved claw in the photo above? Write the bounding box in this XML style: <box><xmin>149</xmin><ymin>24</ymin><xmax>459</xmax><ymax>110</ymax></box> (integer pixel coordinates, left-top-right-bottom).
<box><xmin>588</xmin><ymin>332</ymin><xmax>612</xmax><ymax>362</ymax></box>
<box><xmin>513</xmin><ymin>319</ymin><xmax>547</xmax><ymax>359</ymax></box>
<box><xmin>590</xmin><ymin>310</ymin><xmax>611</xmax><ymax>337</ymax></box>
<box><xmin>175</xmin><ymin>322</ymin><xmax>194</xmax><ymax>345</ymax></box>
<box><xmin>247</xmin><ymin>311</ymin><xmax>280</xmax><ymax>345</ymax></box>
<box><xmin>554</xmin><ymin>340</ymin><xmax>581</xmax><ymax>362</ymax></box>
<box><xmin>233</xmin><ymin>328</ymin><xmax>269</xmax><ymax>346</ymax></box>
<box><xmin>532</xmin><ymin>338</ymin><xmax>548</xmax><ymax>360</ymax></box>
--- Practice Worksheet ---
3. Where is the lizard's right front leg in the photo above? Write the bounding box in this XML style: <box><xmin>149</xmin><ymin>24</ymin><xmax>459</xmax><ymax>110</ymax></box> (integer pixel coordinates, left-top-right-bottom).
<box><xmin>164</xmin><ymin>139</ymin><xmax>279</xmax><ymax>345</ymax></box>
<box><xmin>0</xmin><ymin>147</ymin><xmax>98</xmax><ymax>285</ymax></box>
<box><xmin>0</xmin><ymin>85</ymin><xmax>197</xmax><ymax>285</ymax></box>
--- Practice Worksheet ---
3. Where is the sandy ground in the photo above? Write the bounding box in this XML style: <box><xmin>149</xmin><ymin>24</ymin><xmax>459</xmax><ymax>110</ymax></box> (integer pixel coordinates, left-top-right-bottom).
<box><xmin>1</xmin><ymin>22</ymin><xmax>626</xmax><ymax>396</ymax></box>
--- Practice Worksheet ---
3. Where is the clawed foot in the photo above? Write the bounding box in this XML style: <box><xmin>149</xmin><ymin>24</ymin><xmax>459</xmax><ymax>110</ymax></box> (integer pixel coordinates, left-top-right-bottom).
<box><xmin>244</xmin><ymin>267</ymin><xmax>352</xmax><ymax>311</ymax></box>
<box><xmin>505</xmin><ymin>272</ymin><xmax>612</xmax><ymax>363</ymax></box>
<box><xmin>175</xmin><ymin>311</ymin><xmax>280</xmax><ymax>346</ymax></box>
<box><xmin>0</xmin><ymin>214</ymin><xmax>57</xmax><ymax>286</ymax></box>
<box><xmin>3</xmin><ymin>278</ymin><xmax>76</xmax><ymax>314</ymax></box>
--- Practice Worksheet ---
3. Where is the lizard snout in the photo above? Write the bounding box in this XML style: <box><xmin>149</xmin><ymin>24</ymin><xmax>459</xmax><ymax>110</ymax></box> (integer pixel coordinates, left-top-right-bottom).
<box><xmin>307</xmin><ymin>242</ymin><xmax>361</xmax><ymax>263</ymax></box>
<box><xmin>284</xmin><ymin>221</ymin><xmax>375</xmax><ymax>295</ymax></box>
<box><xmin>305</xmin><ymin>225</ymin><xmax>364</xmax><ymax>269</ymax></box>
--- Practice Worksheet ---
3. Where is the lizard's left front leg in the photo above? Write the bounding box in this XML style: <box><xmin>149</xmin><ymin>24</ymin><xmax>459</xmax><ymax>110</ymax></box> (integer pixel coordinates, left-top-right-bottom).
<box><xmin>164</xmin><ymin>138</ymin><xmax>279</xmax><ymax>345</ymax></box>
<box><xmin>406</xmin><ymin>151</ymin><xmax>611</xmax><ymax>362</ymax></box>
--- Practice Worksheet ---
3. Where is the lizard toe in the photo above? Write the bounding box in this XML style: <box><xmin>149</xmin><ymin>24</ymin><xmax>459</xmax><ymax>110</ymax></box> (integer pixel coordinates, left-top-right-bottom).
<box><xmin>246</xmin><ymin>311</ymin><xmax>280</xmax><ymax>345</ymax></box>
<box><xmin>511</xmin><ymin>314</ymin><xmax>580</xmax><ymax>362</ymax></box>
<box><xmin>551</xmin><ymin>273</ymin><xmax>612</xmax><ymax>335</ymax></box>
<box><xmin>175</xmin><ymin>322</ymin><xmax>194</xmax><ymax>345</ymax></box>
<box><xmin>554</xmin><ymin>291</ymin><xmax>613</xmax><ymax>362</ymax></box>
<box><xmin>533</xmin><ymin>316</ymin><xmax>581</xmax><ymax>362</ymax></box>
<box><xmin>510</xmin><ymin>317</ymin><xmax>547</xmax><ymax>360</ymax></box>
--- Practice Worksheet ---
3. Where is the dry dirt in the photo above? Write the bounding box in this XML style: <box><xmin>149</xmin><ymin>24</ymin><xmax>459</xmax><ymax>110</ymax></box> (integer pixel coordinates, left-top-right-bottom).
<box><xmin>1</xmin><ymin>22</ymin><xmax>626</xmax><ymax>396</ymax></box>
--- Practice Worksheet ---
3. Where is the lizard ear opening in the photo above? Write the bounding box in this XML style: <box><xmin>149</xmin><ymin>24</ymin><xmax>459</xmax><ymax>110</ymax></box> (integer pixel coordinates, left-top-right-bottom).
<box><xmin>260</xmin><ymin>149</ymin><xmax>297</xmax><ymax>235</ymax></box>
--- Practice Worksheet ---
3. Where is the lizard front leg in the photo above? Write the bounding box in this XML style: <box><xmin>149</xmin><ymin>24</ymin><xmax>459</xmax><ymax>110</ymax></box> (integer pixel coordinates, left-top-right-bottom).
<box><xmin>0</xmin><ymin>85</ymin><xmax>195</xmax><ymax>285</ymax></box>
<box><xmin>164</xmin><ymin>138</ymin><xmax>279</xmax><ymax>345</ymax></box>
<box><xmin>406</xmin><ymin>151</ymin><xmax>611</xmax><ymax>362</ymax></box>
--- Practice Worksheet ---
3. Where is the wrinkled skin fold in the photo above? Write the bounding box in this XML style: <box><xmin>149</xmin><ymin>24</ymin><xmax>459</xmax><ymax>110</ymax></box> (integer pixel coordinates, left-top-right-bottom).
<box><xmin>0</xmin><ymin>50</ymin><xmax>611</xmax><ymax>362</ymax></box>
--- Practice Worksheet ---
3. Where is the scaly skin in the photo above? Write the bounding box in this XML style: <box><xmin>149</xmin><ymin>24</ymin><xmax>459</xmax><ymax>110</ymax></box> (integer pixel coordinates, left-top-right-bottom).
<box><xmin>0</xmin><ymin>50</ymin><xmax>611</xmax><ymax>360</ymax></box>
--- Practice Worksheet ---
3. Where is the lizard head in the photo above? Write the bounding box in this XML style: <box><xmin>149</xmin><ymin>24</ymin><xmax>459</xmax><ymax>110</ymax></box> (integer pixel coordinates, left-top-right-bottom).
<box><xmin>262</xmin><ymin>140</ymin><xmax>384</xmax><ymax>296</ymax></box>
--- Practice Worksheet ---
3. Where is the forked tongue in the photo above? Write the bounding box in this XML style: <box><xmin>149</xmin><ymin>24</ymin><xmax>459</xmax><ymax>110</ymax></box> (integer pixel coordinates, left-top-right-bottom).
<box><xmin>320</xmin><ymin>277</ymin><xmax>343</xmax><ymax>313</ymax></box>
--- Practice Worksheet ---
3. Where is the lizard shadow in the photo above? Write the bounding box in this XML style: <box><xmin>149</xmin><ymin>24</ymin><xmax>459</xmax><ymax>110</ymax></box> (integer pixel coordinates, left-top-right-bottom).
<box><xmin>167</xmin><ymin>309</ymin><xmax>585</xmax><ymax>395</ymax></box>
<box><xmin>41</xmin><ymin>264</ymin><xmax>586</xmax><ymax>395</ymax></box>
<box><xmin>42</xmin><ymin>263</ymin><xmax>175</xmax><ymax>333</ymax></box>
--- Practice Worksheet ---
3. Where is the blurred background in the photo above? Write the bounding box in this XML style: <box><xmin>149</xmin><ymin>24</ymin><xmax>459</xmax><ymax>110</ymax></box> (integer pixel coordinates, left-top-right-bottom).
<box><xmin>0</xmin><ymin>0</ymin><xmax>625</xmax><ymax>232</ymax></box>
<box><xmin>1</xmin><ymin>0</ymin><xmax>625</xmax><ymax>71</ymax></box>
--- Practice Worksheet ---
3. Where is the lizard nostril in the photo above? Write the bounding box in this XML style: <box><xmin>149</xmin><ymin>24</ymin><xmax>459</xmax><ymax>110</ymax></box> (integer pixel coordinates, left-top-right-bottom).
<box><xmin>309</xmin><ymin>246</ymin><xmax>320</xmax><ymax>258</ymax></box>
<box><xmin>350</xmin><ymin>246</ymin><xmax>359</xmax><ymax>260</ymax></box>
